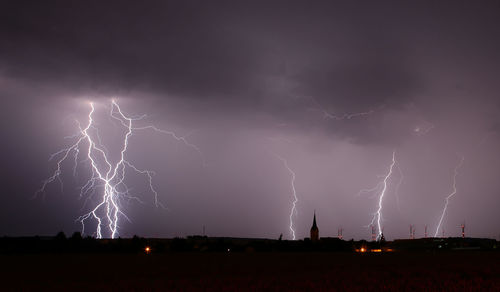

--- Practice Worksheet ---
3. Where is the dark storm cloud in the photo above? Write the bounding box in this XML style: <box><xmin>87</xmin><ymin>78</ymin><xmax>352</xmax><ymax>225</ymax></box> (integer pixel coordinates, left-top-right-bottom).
<box><xmin>1</xmin><ymin>1</ymin><xmax>261</xmax><ymax>98</ymax></box>
<box><xmin>0</xmin><ymin>1</ymin><xmax>423</xmax><ymax>113</ymax></box>
<box><xmin>1</xmin><ymin>1</ymin><xmax>500</xmax><ymax>239</ymax></box>
<box><xmin>4</xmin><ymin>0</ymin><xmax>499</xmax><ymax>145</ymax></box>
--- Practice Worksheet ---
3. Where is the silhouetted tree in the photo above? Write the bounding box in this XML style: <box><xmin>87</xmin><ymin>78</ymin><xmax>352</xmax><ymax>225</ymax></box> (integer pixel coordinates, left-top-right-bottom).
<box><xmin>55</xmin><ymin>231</ymin><xmax>66</xmax><ymax>241</ymax></box>
<box><xmin>71</xmin><ymin>232</ymin><xmax>82</xmax><ymax>241</ymax></box>
<box><xmin>131</xmin><ymin>235</ymin><xmax>146</xmax><ymax>251</ymax></box>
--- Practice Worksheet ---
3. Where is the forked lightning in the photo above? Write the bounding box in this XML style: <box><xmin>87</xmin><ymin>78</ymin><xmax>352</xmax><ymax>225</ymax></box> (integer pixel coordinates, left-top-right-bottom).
<box><xmin>434</xmin><ymin>155</ymin><xmax>464</xmax><ymax>237</ymax></box>
<box><xmin>274</xmin><ymin>155</ymin><xmax>299</xmax><ymax>240</ymax></box>
<box><xmin>360</xmin><ymin>151</ymin><xmax>397</xmax><ymax>240</ymax></box>
<box><xmin>36</xmin><ymin>100</ymin><xmax>202</xmax><ymax>238</ymax></box>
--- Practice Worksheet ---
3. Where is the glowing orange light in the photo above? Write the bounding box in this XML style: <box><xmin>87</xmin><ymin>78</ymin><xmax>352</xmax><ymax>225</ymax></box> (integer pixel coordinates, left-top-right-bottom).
<box><xmin>360</xmin><ymin>247</ymin><xmax>366</xmax><ymax>252</ymax></box>
<box><xmin>145</xmin><ymin>246</ymin><xmax>151</xmax><ymax>253</ymax></box>
<box><xmin>371</xmin><ymin>249</ymin><xmax>382</xmax><ymax>252</ymax></box>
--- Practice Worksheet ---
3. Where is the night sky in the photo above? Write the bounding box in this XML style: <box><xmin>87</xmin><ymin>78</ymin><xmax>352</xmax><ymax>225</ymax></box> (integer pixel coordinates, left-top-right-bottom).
<box><xmin>1</xmin><ymin>1</ymin><xmax>500</xmax><ymax>240</ymax></box>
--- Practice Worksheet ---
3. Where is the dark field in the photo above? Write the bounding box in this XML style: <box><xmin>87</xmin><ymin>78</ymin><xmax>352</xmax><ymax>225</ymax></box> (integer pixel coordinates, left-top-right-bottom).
<box><xmin>2</xmin><ymin>252</ymin><xmax>500</xmax><ymax>291</ymax></box>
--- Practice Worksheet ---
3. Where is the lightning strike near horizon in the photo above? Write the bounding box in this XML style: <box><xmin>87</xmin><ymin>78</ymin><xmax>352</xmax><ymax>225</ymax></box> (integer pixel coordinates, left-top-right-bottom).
<box><xmin>361</xmin><ymin>151</ymin><xmax>397</xmax><ymax>240</ymax></box>
<box><xmin>36</xmin><ymin>100</ymin><xmax>203</xmax><ymax>238</ymax></box>
<box><xmin>274</xmin><ymin>154</ymin><xmax>299</xmax><ymax>240</ymax></box>
<box><xmin>434</xmin><ymin>155</ymin><xmax>464</xmax><ymax>237</ymax></box>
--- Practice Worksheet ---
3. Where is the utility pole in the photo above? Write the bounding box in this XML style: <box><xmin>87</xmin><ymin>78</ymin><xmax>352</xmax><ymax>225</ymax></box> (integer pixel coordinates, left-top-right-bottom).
<box><xmin>410</xmin><ymin>225</ymin><xmax>415</xmax><ymax>239</ymax></box>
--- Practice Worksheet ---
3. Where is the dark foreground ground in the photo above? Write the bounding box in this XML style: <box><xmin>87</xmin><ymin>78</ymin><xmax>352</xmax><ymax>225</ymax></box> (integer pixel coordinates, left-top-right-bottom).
<box><xmin>2</xmin><ymin>252</ymin><xmax>499</xmax><ymax>291</ymax></box>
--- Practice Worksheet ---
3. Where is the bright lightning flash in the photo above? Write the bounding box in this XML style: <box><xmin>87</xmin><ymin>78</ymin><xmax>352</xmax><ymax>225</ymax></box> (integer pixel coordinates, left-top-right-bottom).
<box><xmin>274</xmin><ymin>155</ymin><xmax>299</xmax><ymax>240</ymax></box>
<box><xmin>36</xmin><ymin>100</ymin><xmax>202</xmax><ymax>238</ymax></box>
<box><xmin>434</xmin><ymin>155</ymin><xmax>464</xmax><ymax>237</ymax></box>
<box><xmin>361</xmin><ymin>151</ymin><xmax>397</xmax><ymax>240</ymax></box>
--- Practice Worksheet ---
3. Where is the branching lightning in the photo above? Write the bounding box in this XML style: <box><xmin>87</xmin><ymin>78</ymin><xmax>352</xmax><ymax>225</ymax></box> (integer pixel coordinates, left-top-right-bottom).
<box><xmin>413</xmin><ymin>120</ymin><xmax>435</xmax><ymax>136</ymax></box>
<box><xmin>361</xmin><ymin>151</ymin><xmax>397</xmax><ymax>240</ymax></box>
<box><xmin>36</xmin><ymin>100</ymin><xmax>203</xmax><ymax>238</ymax></box>
<box><xmin>308</xmin><ymin>96</ymin><xmax>379</xmax><ymax>120</ymax></box>
<box><xmin>434</xmin><ymin>155</ymin><xmax>464</xmax><ymax>237</ymax></box>
<box><xmin>274</xmin><ymin>154</ymin><xmax>299</xmax><ymax>240</ymax></box>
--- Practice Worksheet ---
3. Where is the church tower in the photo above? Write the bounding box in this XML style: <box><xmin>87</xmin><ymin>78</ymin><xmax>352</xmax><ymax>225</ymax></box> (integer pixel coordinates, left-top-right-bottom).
<box><xmin>310</xmin><ymin>211</ymin><xmax>319</xmax><ymax>242</ymax></box>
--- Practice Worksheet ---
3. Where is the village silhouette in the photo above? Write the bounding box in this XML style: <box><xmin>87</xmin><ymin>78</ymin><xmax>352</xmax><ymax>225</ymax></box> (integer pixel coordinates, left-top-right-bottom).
<box><xmin>2</xmin><ymin>212</ymin><xmax>497</xmax><ymax>254</ymax></box>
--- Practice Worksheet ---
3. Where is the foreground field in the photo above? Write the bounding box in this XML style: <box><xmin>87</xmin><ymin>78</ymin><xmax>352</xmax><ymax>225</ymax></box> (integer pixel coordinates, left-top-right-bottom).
<box><xmin>2</xmin><ymin>252</ymin><xmax>499</xmax><ymax>291</ymax></box>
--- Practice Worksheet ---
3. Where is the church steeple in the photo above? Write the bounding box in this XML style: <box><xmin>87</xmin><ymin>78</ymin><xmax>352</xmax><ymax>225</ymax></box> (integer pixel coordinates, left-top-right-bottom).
<box><xmin>310</xmin><ymin>210</ymin><xmax>319</xmax><ymax>242</ymax></box>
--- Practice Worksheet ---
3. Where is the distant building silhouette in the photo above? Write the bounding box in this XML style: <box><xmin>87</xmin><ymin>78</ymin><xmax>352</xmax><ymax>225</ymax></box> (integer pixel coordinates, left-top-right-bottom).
<box><xmin>310</xmin><ymin>211</ymin><xmax>319</xmax><ymax>242</ymax></box>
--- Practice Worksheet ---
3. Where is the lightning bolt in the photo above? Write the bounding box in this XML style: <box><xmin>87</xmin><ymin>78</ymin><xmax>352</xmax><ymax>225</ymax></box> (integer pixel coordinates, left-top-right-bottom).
<box><xmin>413</xmin><ymin>120</ymin><xmax>435</xmax><ymax>136</ymax></box>
<box><xmin>36</xmin><ymin>100</ymin><xmax>203</xmax><ymax>238</ymax></box>
<box><xmin>434</xmin><ymin>155</ymin><xmax>464</xmax><ymax>237</ymax></box>
<box><xmin>362</xmin><ymin>151</ymin><xmax>397</xmax><ymax>240</ymax></box>
<box><xmin>308</xmin><ymin>96</ymin><xmax>379</xmax><ymax>120</ymax></box>
<box><xmin>274</xmin><ymin>154</ymin><xmax>298</xmax><ymax>240</ymax></box>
